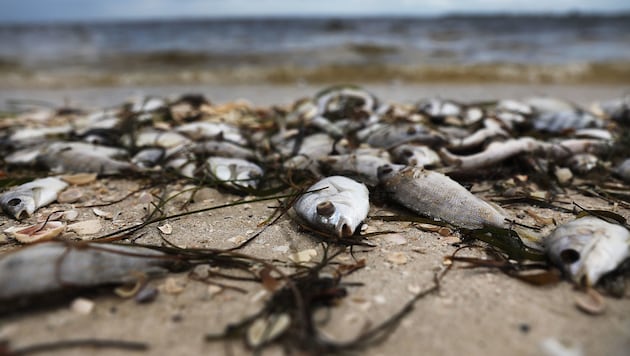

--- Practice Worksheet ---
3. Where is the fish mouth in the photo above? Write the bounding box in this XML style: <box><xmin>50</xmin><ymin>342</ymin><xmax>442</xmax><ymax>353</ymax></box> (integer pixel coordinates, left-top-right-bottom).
<box><xmin>337</xmin><ymin>220</ymin><xmax>354</xmax><ymax>238</ymax></box>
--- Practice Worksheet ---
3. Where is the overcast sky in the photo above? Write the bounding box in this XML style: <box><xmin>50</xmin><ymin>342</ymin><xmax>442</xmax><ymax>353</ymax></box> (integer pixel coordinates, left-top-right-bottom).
<box><xmin>3</xmin><ymin>0</ymin><xmax>630</xmax><ymax>23</ymax></box>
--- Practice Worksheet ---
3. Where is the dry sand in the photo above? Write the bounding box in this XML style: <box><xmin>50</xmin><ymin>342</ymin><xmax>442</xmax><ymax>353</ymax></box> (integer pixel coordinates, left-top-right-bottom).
<box><xmin>1</xmin><ymin>83</ymin><xmax>629</xmax><ymax>356</ymax></box>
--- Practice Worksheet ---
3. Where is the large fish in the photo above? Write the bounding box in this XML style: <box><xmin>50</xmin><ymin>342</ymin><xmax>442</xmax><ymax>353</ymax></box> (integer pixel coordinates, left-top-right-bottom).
<box><xmin>0</xmin><ymin>177</ymin><xmax>68</xmax><ymax>220</ymax></box>
<box><xmin>544</xmin><ymin>216</ymin><xmax>630</xmax><ymax>286</ymax></box>
<box><xmin>294</xmin><ymin>176</ymin><xmax>369</xmax><ymax>237</ymax></box>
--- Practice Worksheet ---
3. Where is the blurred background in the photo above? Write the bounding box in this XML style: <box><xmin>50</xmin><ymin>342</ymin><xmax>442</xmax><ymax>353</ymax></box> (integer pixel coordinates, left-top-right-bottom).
<box><xmin>1</xmin><ymin>0</ymin><xmax>629</xmax><ymax>89</ymax></box>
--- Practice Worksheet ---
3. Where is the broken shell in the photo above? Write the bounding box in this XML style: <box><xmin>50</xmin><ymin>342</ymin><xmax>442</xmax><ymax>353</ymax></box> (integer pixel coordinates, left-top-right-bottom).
<box><xmin>386</xmin><ymin>252</ymin><xmax>408</xmax><ymax>265</ymax></box>
<box><xmin>158</xmin><ymin>223</ymin><xmax>173</xmax><ymax>235</ymax></box>
<box><xmin>67</xmin><ymin>219</ymin><xmax>102</xmax><ymax>236</ymax></box>
<box><xmin>70</xmin><ymin>297</ymin><xmax>95</xmax><ymax>315</ymax></box>
<box><xmin>161</xmin><ymin>277</ymin><xmax>186</xmax><ymax>294</ymax></box>
<box><xmin>575</xmin><ymin>288</ymin><xmax>606</xmax><ymax>315</ymax></box>
<box><xmin>57</xmin><ymin>188</ymin><xmax>84</xmax><ymax>203</ymax></box>
<box><xmin>288</xmin><ymin>248</ymin><xmax>317</xmax><ymax>263</ymax></box>
<box><xmin>93</xmin><ymin>208</ymin><xmax>114</xmax><ymax>219</ymax></box>
<box><xmin>246</xmin><ymin>313</ymin><xmax>291</xmax><ymax>347</ymax></box>
<box><xmin>63</xmin><ymin>210</ymin><xmax>79</xmax><ymax>221</ymax></box>
<box><xmin>4</xmin><ymin>221</ymin><xmax>66</xmax><ymax>243</ymax></box>
<box><xmin>61</xmin><ymin>173</ymin><xmax>97</xmax><ymax>185</ymax></box>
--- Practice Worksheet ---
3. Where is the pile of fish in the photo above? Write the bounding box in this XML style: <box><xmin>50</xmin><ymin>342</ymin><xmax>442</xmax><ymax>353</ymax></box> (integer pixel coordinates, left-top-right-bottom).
<box><xmin>1</xmin><ymin>86</ymin><xmax>630</xmax><ymax>300</ymax></box>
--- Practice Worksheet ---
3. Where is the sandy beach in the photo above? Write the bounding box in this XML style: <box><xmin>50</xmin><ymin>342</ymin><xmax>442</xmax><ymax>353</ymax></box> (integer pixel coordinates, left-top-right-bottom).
<box><xmin>0</xmin><ymin>82</ymin><xmax>629</xmax><ymax>356</ymax></box>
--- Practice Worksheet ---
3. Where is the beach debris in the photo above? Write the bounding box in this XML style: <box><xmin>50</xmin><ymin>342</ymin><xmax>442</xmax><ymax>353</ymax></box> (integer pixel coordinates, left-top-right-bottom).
<box><xmin>0</xmin><ymin>177</ymin><xmax>68</xmax><ymax>220</ymax></box>
<box><xmin>544</xmin><ymin>216</ymin><xmax>630</xmax><ymax>287</ymax></box>
<box><xmin>539</xmin><ymin>338</ymin><xmax>583</xmax><ymax>356</ymax></box>
<box><xmin>386</xmin><ymin>252</ymin><xmax>408</xmax><ymax>265</ymax></box>
<box><xmin>206</xmin><ymin>157</ymin><xmax>264</xmax><ymax>190</ymax></box>
<box><xmin>66</xmin><ymin>219</ymin><xmax>103</xmax><ymax>236</ymax></box>
<box><xmin>157</xmin><ymin>223</ymin><xmax>173</xmax><ymax>234</ymax></box>
<box><xmin>92</xmin><ymin>208</ymin><xmax>114</xmax><ymax>219</ymax></box>
<box><xmin>0</xmin><ymin>242</ymin><xmax>170</xmax><ymax>301</ymax></box>
<box><xmin>70</xmin><ymin>297</ymin><xmax>95</xmax><ymax>315</ymax></box>
<box><xmin>288</xmin><ymin>248</ymin><xmax>317</xmax><ymax>264</ymax></box>
<box><xmin>57</xmin><ymin>187</ymin><xmax>84</xmax><ymax>203</ymax></box>
<box><xmin>60</xmin><ymin>173</ymin><xmax>98</xmax><ymax>185</ymax></box>
<box><xmin>246</xmin><ymin>313</ymin><xmax>291</xmax><ymax>348</ymax></box>
<box><xmin>293</xmin><ymin>176</ymin><xmax>369</xmax><ymax>237</ymax></box>
<box><xmin>4</xmin><ymin>221</ymin><xmax>66</xmax><ymax>243</ymax></box>
<box><xmin>574</xmin><ymin>288</ymin><xmax>606</xmax><ymax>315</ymax></box>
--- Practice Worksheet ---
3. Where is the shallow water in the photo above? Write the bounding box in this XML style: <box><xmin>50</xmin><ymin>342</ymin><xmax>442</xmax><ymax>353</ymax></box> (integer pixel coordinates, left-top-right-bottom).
<box><xmin>1</xmin><ymin>15</ymin><xmax>630</xmax><ymax>87</ymax></box>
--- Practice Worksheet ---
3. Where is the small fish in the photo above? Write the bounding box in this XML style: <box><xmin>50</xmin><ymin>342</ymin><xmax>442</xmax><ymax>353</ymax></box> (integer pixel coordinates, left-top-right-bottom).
<box><xmin>377</xmin><ymin>164</ymin><xmax>508</xmax><ymax>230</ymax></box>
<box><xmin>544</xmin><ymin>216</ymin><xmax>630</xmax><ymax>286</ymax></box>
<box><xmin>0</xmin><ymin>177</ymin><xmax>68</xmax><ymax>220</ymax></box>
<box><xmin>356</xmin><ymin>123</ymin><xmax>445</xmax><ymax>149</ymax></box>
<box><xmin>0</xmin><ymin>242</ymin><xmax>170</xmax><ymax>302</ymax></box>
<box><xmin>294</xmin><ymin>176</ymin><xmax>369</xmax><ymax>237</ymax></box>
<box><xmin>206</xmin><ymin>157</ymin><xmax>264</xmax><ymax>190</ymax></box>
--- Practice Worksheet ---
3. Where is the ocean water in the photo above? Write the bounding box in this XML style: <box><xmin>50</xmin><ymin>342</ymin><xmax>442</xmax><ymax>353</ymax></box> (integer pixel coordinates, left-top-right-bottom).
<box><xmin>1</xmin><ymin>15</ymin><xmax>629</xmax><ymax>87</ymax></box>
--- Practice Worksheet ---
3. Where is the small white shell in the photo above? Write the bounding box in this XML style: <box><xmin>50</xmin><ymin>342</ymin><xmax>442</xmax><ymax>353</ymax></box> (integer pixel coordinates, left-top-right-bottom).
<box><xmin>4</xmin><ymin>221</ymin><xmax>66</xmax><ymax>243</ymax></box>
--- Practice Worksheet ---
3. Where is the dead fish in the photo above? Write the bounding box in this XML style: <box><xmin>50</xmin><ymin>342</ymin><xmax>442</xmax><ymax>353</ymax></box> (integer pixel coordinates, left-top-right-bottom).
<box><xmin>0</xmin><ymin>242</ymin><xmax>171</xmax><ymax>301</ymax></box>
<box><xmin>545</xmin><ymin>216</ymin><xmax>630</xmax><ymax>286</ymax></box>
<box><xmin>134</xmin><ymin>129</ymin><xmax>191</xmax><ymax>149</ymax></box>
<box><xmin>377</xmin><ymin>164</ymin><xmax>508</xmax><ymax>230</ymax></box>
<box><xmin>294</xmin><ymin>176</ymin><xmax>369</xmax><ymax>237</ymax></box>
<box><xmin>447</xmin><ymin>119</ymin><xmax>509</xmax><ymax>150</ymax></box>
<box><xmin>390</xmin><ymin>144</ymin><xmax>441</xmax><ymax>168</ymax></box>
<box><xmin>356</xmin><ymin>123</ymin><xmax>445</xmax><ymax>149</ymax></box>
<box><xmin>206</xmin><ymin>157</ymin><xmax>264</xmax><ymax>190</ymax></box>
<box><xmin>0</xmin><ymin>177</ymin><xmax>68</xmax><ymax>220</ymax></box>
<box><xmin>417</xmin><ymin>98</ymin><xmax>463</xmax><ymax>119</ymax></box>
<box><xmin>176</xmin><ymin>122</ymin><xmax>246</xmax><ymax>145</ymax></box>
<box><xmin>191</xmin><ymin>140</ymin><xmax>256</xmax><ymax>160</ymax></box>
<box><xmin>36</xmin><ymin>142</ymin><xmax>136</xmax><ymax>175</ymax></box>
<box><xmin>440</xmin><ymin>137</ymin><xmax>609</xmax><ymax>171</ymax></box>
<box><xmin>320</xmin><ymin>151</ymin><xmax>391</xmax><ymax>186</ymax></box>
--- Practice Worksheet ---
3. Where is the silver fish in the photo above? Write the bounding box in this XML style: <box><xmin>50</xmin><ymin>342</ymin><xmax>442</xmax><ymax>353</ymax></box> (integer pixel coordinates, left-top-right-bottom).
<box><xmin>544</xmin><ymin>216</ymin><xmax>630</xmax><ymax>286</ymax></box>
<box><xmin>0</xmin><ymin>242</ymin><xmax>170</xmax><ymax>301</ymax></box>
<box><xmin>390</xmin><ymin>144</ymin><xmax>441</xmax><ymax>168</ymax></box>
<box><xmin>206</xmin><ymin>157</ymin><xmax>263</xmax><ymax>190</ymax></box>
<box><xmin>294</xmin><ymin>176</ymin><xmax>369</xmax><ymax>237</ymax></box>
<box><xmin>357</xmin><ymin>123</ymin><xmax>445</xmax><ymax>149</ymax></box>
<box><xmin>320</xmin><ymin>151</ymin><xmax>391</xmax><ymax>186</ymax></box>
<box><xmin>0</xmin><ymin>177</ymin><xmax>68</xmax><ymax>220</ymax></box>
<box><xmin>37</xmin><ymin>142</ymin><xmax>136</xmax><ymax>175</ymax></box>
<box><xmin>377</xmin><ymin>164</ymin><xmax>508</xmax><ymax>230</ymax></box>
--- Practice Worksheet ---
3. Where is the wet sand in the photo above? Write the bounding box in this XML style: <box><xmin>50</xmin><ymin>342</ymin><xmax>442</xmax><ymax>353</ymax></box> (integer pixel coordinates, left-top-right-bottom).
<box><xmin>1</xmin><ymin>83</ymin><xmax>630</xmax><ymax>356</ymax></box>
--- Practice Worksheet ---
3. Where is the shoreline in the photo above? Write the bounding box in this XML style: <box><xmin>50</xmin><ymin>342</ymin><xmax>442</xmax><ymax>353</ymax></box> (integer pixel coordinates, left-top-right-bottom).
<box><xmin>2</xmin><ymin>83</ymin><xmax>629</xmax><ymax>111</ymax></box>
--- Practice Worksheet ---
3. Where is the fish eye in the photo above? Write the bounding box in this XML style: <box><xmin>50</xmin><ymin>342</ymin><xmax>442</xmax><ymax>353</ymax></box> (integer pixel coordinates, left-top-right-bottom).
<box><xmin>7</xmin><ymin>198</ymin><xmax>21</xmax><ymax>207</ymax></box>
<box><xmin>316</xmin><ymin>201</ymin><xmax>336</xmax><ymax>217</ymax></box>
<box><xmin>559</xmin><ymin>249</ymin><xmax>580</xmax><ymax>264</ymax></box>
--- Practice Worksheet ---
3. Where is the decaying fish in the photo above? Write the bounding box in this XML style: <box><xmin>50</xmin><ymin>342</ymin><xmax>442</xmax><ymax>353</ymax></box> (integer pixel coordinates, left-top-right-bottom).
<box><xmin>545</xmin><ymin>216</ymin><xmax>630</xmax><ymax>287</ymax></box>
<box><xmin>206</xmin><ymin>157</ymin><xmax>264</xmax><ymax>190</ymax></box>
<box><xmin>0</xmin><ymin>177</ymin><xmax>68</xmax><ymax>220</ymax></box>
<box><xmin>294</xmin><ymin>176</ymin><xmax>369</xmax><ymax>237</ymax></box>
<box><xmin>377</xmin><ymin>164</ymin><xmax>509</xmax><ymax>230</ymax></box>
<box><xmin>356</xmin><ymin>123</ymin><xmax>445</xmax><ymax>149</ymax></box>
<box><xmin>0</xmin><ymin>242</ymin><xmax>171</xmax><ymax>301</ymax></box>
<box><xmin>320</xmin><ymin>152</ymin><xmax>391</xmax><ymax>186</ymax></box>
<box><xmin>390</xmin><ymin>144</ymin><xmax>440</xmax><ymax>168</ymax></box>
<box><xmin>36</xmin><ymin>142</ymin><xmax>136</xmax><ymax>175</ymax></box>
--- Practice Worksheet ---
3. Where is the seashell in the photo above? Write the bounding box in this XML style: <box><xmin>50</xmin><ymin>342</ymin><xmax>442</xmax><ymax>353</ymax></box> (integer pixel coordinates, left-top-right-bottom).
<box><xmin>157</xmin><ymin>224</ymin><xmax>172</xmax><ymax>235</ymax></box>
<box><xmin>92</xmin><ymin>208</ymin><xmax>114</xmax><ymax>219</ymax></box>
<box><xmin>4</xmin><ymin>221</ymin><xmax>66</xmax><ymax>243</ymax></box>
<box><xmin>63</xmin><ymin>210</ymin><xmax>79</xmax><ymax>221</ymax></box>
<box><xmin>60</xmin><ymin>173</ymin><xmax>97</xmax><ymax>185</ymax></box>
<box><xmin>246</xmin><ymin>313</ymin><xmax>291</xmax><ymax>347</ymax></box>
<box><xmin>67</xmin><ymin>219</ymin><xmax>102</xmax><ymax>236</ymax></box>
<box><xmin>57</xmin><ymin>188</ymin><xmax>84</xmax><ymax>203</ymax></box>
<box><xmin>386</xmin><ymin>252</ymin><xmax>408</xmax><ymax>265</ymax></box>
<box><xmin>70</xmin><ymin>297</ymin><xmax>95</xmax><ymax>315</ymax></box>
<box><xmin>288</xmin><ymin>249</ymin><xmax>317</xmax><ymax>264</ymax></box>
